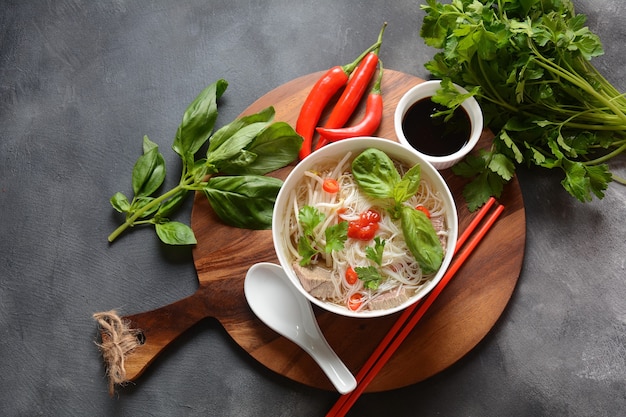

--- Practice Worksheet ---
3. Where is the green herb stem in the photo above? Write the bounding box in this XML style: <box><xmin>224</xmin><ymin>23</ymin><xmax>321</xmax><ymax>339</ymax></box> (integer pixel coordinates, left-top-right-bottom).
<box><xmin>107</xmin><ymin>176</ymin><xmax>196</xmax><ymax>243</ymax></box>
<box><xmin>584</xmin><ymin>140</ymin><xmax>626</xmax><ymax>166</ymax></box>
<box><xmin>612</xmin><ymin>173</ymin><xmax>626</xmax><ymax>186</ymax></box>
<box><xmin>529</xmin><ymin>42</ymin><xmax>626</xmax><ymax>126</ymax></box>
<box><xmin>475</xmin><ymin>59</ymin><xmax>519</xmax><ymax>114</ymax></box>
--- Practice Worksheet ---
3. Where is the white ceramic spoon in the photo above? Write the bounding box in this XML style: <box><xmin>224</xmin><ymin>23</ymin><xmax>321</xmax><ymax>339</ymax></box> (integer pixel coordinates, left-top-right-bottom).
<box><xmin>244</xmin><ymin>262</ymin><xmax>357</xmax><ymax>394</ymax></box>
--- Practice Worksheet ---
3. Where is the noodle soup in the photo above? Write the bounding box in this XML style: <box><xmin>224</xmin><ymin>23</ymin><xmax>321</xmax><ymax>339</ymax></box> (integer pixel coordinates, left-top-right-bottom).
<box><xmin>273</xmin><ymin>138</ymin><xmax>458</xmax><ymax>318</ymax></box>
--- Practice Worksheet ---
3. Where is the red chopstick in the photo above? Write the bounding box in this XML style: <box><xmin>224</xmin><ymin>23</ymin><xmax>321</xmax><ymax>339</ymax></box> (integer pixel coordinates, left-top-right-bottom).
<box><xmin>326</xmin><ymin>197</ymin><xmax>504</xmax><ymax>417</ymax></box>
<box><xmin>333</xmin><ymin>197</ymin><xmax>496</xmax><ymax>395</ymax></box>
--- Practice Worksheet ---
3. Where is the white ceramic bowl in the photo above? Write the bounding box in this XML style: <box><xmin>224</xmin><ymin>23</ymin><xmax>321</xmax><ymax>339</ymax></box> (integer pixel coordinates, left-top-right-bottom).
<box><xmin>394</xmin><ymin>80</ymin><xmax>483</xmax><ymax>170</ymax></box>
<box><xmin>272</xmin><ymin>137</ymin><xmax>458</xmax><ymax>318</ymax></box>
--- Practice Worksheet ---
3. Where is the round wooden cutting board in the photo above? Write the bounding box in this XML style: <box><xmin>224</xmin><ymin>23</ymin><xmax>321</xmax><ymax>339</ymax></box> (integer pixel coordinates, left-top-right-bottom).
<box><xmin>188</xmin><ymin>69</ymin><xmax>526</xmax><ymax>392</ymax></box>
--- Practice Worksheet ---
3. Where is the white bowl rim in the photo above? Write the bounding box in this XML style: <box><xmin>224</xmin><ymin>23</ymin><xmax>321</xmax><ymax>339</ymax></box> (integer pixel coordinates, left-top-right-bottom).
<box><xmin>394</xmin><ymin>80</ymin><xmax>483</xmax><ymax>167</ymax></box>
<box><xmin>272</xmin><ymin>137</ymin><xmax>459</xmax><ymax>318</ymax></box>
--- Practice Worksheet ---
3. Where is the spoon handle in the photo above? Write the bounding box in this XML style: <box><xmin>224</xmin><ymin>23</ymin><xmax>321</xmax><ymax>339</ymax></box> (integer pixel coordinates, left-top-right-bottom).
<box><xmin>300</xmin><ymin>322</ymin><xmax>357</xmax><ymax>394</ymax></box>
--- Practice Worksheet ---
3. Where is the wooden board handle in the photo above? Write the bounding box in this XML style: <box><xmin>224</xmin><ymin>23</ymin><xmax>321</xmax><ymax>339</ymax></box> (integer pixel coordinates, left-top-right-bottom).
<box><xmin>116</xmin><ymin>288</ymin><xmax>213</xmax><ymax>381</ymax></box>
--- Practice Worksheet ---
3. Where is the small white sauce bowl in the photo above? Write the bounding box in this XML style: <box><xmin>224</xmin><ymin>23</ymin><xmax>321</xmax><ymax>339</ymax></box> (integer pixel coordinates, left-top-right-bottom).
<box><xmin>272</xmin><ymin>137</ymin><xmax>458</xmax><ymax>318</ymax></box>
<box><xmin>394</xmin><ymin>80</ymin><xmax>483</xmax><ymax>170</ymax></box>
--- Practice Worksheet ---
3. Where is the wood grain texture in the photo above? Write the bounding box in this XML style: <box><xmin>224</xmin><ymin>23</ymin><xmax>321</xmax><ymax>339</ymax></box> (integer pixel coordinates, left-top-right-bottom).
<box><xmin>119</xmin><ymin>70</ymin><xmax>526</xmax><ymax>392</ymax></box>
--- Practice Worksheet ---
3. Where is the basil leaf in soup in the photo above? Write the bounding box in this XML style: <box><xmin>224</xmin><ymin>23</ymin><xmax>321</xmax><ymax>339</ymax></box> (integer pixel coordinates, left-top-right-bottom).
<box><xmin>352</xmin><ymin>148</ymin><xmax>400</xmax><ymax>200</ymax></box>
<box><xmin>400</xmin><ymin>205</ymin><xmax>443</xmax><ymax>275</ymax></box>
<box><xmin>393</xmin><ymin>163</ymin><xmax>421</xmax><ymax>204</ymax></box>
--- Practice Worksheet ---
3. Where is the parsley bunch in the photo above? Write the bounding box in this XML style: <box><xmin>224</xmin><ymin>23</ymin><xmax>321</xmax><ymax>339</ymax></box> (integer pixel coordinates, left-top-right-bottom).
<box><xmin>421</xmin><ymin>0</ymin><xmax>626</xmax><ymax>210</ymax></box>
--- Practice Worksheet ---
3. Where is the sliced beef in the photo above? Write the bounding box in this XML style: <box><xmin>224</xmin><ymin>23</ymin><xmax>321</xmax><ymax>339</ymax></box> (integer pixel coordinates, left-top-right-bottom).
<box><xmin>292</xmin><ymin>262</ymin><xmax>336</xmax><ymax>300</ymax></box>
<box><xmin>368</xmin><ymin>287</ymin><xmax>410</xmax><ymax>310</ymax></box>
<box><xmin>431</xmin><ymin>215</ymin><xmax>447</xmax><ymax>247</ymax></box>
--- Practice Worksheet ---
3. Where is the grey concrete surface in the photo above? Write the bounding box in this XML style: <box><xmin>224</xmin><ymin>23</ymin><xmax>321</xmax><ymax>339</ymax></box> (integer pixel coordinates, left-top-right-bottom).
<box><xmin>1</xmin><ymin>1</ymin><xmax>625</xmax><ymax>416</ymax></box>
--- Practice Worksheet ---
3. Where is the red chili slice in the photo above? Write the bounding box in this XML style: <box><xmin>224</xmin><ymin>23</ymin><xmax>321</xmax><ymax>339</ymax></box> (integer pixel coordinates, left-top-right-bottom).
<box><xmin>348</xmin><ymin>293</ymin><xmax>363</xmax><ymax>311</ymax></box>
<box><xmin>415</xmin><ymin>205</ymin><xmax>431</xmax><ymax>218</ymax></box>
<box><xmin>345</xmin><ymin>266</ymin><xmax>358</xmax><ymax>285</ymax></box>
<box><xmin>347</xmin><ymin>209</ymin><xmax>381</xmax><ymax>241</ymax></box>
<box><xmin>322</xmin><ymin>178</ymin><xmax>340</xmax><ymax>193</ymax></box>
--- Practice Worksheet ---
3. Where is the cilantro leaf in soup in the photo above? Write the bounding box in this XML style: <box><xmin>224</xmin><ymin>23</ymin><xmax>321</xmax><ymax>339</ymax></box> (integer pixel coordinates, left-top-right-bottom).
<box><xmin>298</xmin><ymin>235</ymin><xmax>318</xmax><ymax>266</ymax></box>
<box><xmin>296</xmin><ymin>206</ymin><xmax>348</xmax><ymax>264</ymax></box>
<box><xmin>324</xmin><ymin>221</ymin><xmax>348</xmax><ymax>253</ymax></box>
<box><xmin>355</xmin><ymin>266</ymin><xmax>384</xmax><ymax>290</ymax></box>
<box><xmin>298</xmin><ymin>205</ymin><xmax>325</xmax><ymax>238</ymax></box>
<box><xmin>365</xmin><ymin>237</ymin><xmax>385</xmax><ymax>266</ymax></box>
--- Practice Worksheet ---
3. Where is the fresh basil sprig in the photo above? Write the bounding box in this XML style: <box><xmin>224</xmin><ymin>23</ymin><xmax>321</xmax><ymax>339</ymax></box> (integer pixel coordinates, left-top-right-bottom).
<box><xmin>108</xmin><ymin>79</ymin><xmax>303</xmax><ymax>245</ymax></box>
<box><xmin>352</xmin><ymin>148</ymin><xmax>443</xmax><ymax>274</ymax></box>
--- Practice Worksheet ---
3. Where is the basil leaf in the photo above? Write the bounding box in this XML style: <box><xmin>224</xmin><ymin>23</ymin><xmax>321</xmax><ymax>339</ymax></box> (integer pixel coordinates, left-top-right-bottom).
<box><xmin>208</xmin><ymin>106</ymin><xmax>275</xmax><ymax>153</ymax></box>
<box><xmin>108</xmin><ymin>80</ymin><xmax>306</xmax><ymax>245</ymax></box>
<box><xmin>206</xmin><ymin>122</ymin><xmax>270</xmax><ymax>167</ymax></box>
<box><xmin>400</xmin><ymin>205</ymin><xmax>443</xmax><ymax>275</ymax></box>
<box><xmin>130</xmin><ymin>196</ymin><xmax>160</xmax><ymax>218</ymax></box>
<box><xmin>155</xmin><ymin>221</ymin><xmax>197</xmax><ymax>245</ymax></box>
<box><xmin>393</xmin><ymin>163</ymin><xmax>421</xmax><ymax>204</ymax></box>
<box><xmin>110</xmin><ymin>192</ymin><xmax>130</xmax><ymax>213</ymax></box>
<box><xmin>352</xmin><ymin>148</ymin><xmax>400</xmax><ymax>200</ymax></box>
<box><xmin>142</xmin><ymin>134</ymin><xmax>159</xmax><ymax>153</ymax></box>
<box><xmin>155</xmin><ymin>189</ymin><xmax>189</xmax><ymax>219</ymax></box>
<box><xmin>172</xmin><ymin>79</ymin><xmax>228</xmax><ymax>160</ymax></box>
<box><xmin>132</xmin><ymin>137</ymin><xmax>166</xmax><ymax>197</ymax></box>
<box><xmin>204</xmin><ymin>175</ymin><xmax>283</xmax><ymax>229</ymax></box>
<box><xmin>217</xmin><ymin>121</ymin><xmax>302</xmax><ymax>175</ymax></box>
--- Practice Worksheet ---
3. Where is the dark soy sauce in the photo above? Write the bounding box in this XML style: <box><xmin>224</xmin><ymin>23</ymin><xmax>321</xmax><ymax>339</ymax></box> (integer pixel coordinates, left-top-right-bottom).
<box><xmin>401</xmin><ymin>97</ymin><xmax>471</xmax><ymax>156</ymax></box>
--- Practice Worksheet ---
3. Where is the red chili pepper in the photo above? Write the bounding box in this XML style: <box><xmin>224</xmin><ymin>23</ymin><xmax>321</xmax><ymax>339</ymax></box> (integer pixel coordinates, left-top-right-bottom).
<box><xmin>348</xmin><ymin>293</ymin><xmax>363</xmax><ymax>311</ymax></box>
<box><xmin>296</xmin><ymin>39</ymin><xmax>382</xmax><ymax>160</ymax></box>
<box><xmin>316</xmin><ymin>61</ymin><xmax>384</xmax><ymax>142</ymax></box>
<box><xmin>360</xmin><ymin>209</ymin><xmax>381</xmax><ymax>224</ymax></box>
<box><xmin>314</xmin><ymin>24</ymin><xmax>386</xmax><ymax>151</ymax></box>
<box><xmin>415</xmin><ymin>205</ymin><xmax>431</xmax><ymax>218</ymax></box>
<box><xmin>345</xmin><ymin>266</ymin><xmax>359</xmax><ymax>285</ymax></box>
<box><xmin>322</xmin><ymin>178</ymin><xmax>340</xmax><ymax>193</ymax></box>
<box><xmin>347</xmin><ymin>209</ymin><xmax>381</xmax><ymax>241</ymax></box>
